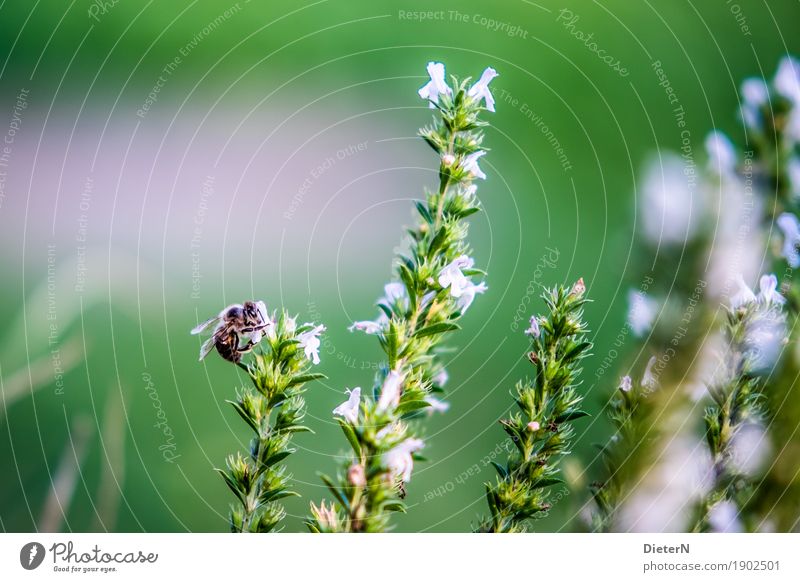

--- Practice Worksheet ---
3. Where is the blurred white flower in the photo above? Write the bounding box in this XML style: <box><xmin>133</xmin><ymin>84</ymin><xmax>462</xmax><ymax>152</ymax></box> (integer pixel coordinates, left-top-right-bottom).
<box><xmin>745</xmin><ymin>308</ymin><xmax>786</xmax><ymax>371</ymax></box>
<box><xmin>627</xmin><ymin>290</ymin><xmax>658</xmax><ymax>337</ymax></box>
<box><xmin>377</xmin><ymin>369</ymin><xmax>404</xmax><ymax>412</ymax></box>
<box><xmin>424</xmin><ymin>395</ymin><xmax>450</xmax><ymax>414</ymax></box>
<box><xmin>527</xmin><ymin>421</ymin><xmax>541</xmax><ymax>431</ymax></box>
<box><xmin>730</xmin><ymin>275</ymin><xmax>756</xmax><ymax>309</ymax></box>
<box><xmin>740</xmin><ymin>78</ymin><xmax>768</xmax><ymax>129</ymax></box>
<box><xmin>384</xmin><ymin>438</ymin><xmax>425</xmax><ymax>482</ymax></box>
<box><xmin>333</xmin><ymin>387</ymin><xmax>361</xmax><ymax>424</ymax></box>
<box><xmin>619</xmin><ymin>375</ymin><xmax>632</xmax><ymax>393</ymax></box>
<box><xmin>297</xmin><ymin>324</ymin><xmax>325</xmax><ymax>365</ymax></box>
<box><xmin>438</xmin><ymin>255</ymin><xmax>474</xmax><ymax>297</ymax></box>
<box><xmin>708</xmin><ymin>500</ymin><xmax>743</xmax><ymax>533</ymax></box>
<box><xmin>730</xmin><ymin>422</ymin><xmax>771</xmax><ymax>477</ymax></box>
<box><xmin>789</xmin><ymin>157</ymin><xmax>800</xmax><ymax>198</ymax></box>
<box><xmin>383</xmin><ymin>282</ymin><xmax>407</xmax><ymax>304</ymax></box>
<box><xmin>640</xmin><ymin>154</ymin><xmax>699</xmax><ymax>245</ymax></box>
<box><xmin>467</xmin><ymin>67</ymin><xmax>499</xmax><ymax>112</ymax></box>
<box><xmin>774</xmin><ymin>56</ymin><xmax>800</xmax><ymax>104</ymax></box>
<box><xmin>776</xmin><ymin>212</ymin><xmax>800</xmax><ymax>268</ymax></box>
<box><xmin>418</xmin><ymin>61</ymin><xmax>451</xmax><ymax>107</ymax></box>
<box><xmin>349</xmin><ymin>316</ymin><xmax>386</xmax><ymax>335</ymax></box>
<box><xmin>705</xmin><ymin>131</ymin><xmax>736</xmax><ymax>176</ymax></box>
<box><xmin>641</xmin><ymin>356</ymin><xmax>658</xmax><ymax>391</ymax></box>
<box><xmin>456</xmin><ymin>280</ymin><xmax>487</xmax><ymax>313</ymax></box>
<box><xmin>757</xmin><ymin>273</ymin><xmax>785</xmax><ymax>305</ymax></box>
<box><xmin>462</xmin><ymin>151</ymin><xmax>487</xmax><ymax>180</ymax></box>
<box><xmin>434</xmin><ymin>368</ymin><xmax>449</xmax><ymax>387</ymax></box>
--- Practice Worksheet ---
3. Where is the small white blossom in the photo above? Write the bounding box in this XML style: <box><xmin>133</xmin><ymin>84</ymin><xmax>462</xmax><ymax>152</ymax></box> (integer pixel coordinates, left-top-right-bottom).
<box><xmin>642</xmin><ymin>356</ymin><xmax>658</xmax><ymax>390</ymax></box>
<box><xmin>641</xmin><ymin>154</ymin><xmax>699</xmax><ymax>245</ymax></box>
<box><xmin>775</xmin><ymin>56</ymin><xmax>800</xmax><ymax>104</ymax></box>
<box><xmin>789</xmin><ymin>157</ymin><xmax>800</xmax><ymax>198</ymax></box>
<box><xmin>708</xmin><ymin>500</ymin><xmax>743</xmax><ymax>533</ymax></box>
<box><xmin>418</xmin><ymin>61</ymin><xmax>451</xmax><ymax>107</ymax></box>
<box><xmin>438</xmin><ymin>255</ymin><xmax>474</xmax><ymax>297</ymax></box>
<box><xmin>757</xmin><ymin>273</ymin><xmax>785</xmax><ymax>305</ymax></box>
<box><xmin>442</xmin><ymin>153</ymin><xmax>456</xmax><ymax>166</ymax></box>
<box><xmin>333</xmin><ymin>387</ymin><xmax>361</xmax><ymax>424</ymax></box>
<box><xmin>627</xmin><ymin>289</ymin><xmax>658</xmax><ymax>337</ymax></box>
<box><xmin>730</xmin><ymin>275</ymin><xmax>757</xmax><ymax>309</ymax></box>
<box><xmin>434</xmin><ymin>368</ymin><xmax>449</xmax><ymax>387</ymax></box>
<box><xmin>467</xmin><ymin>67</ymin><xmax>499</xmax><ymax>112</ymax></box>
<box><xmin>377</xmin><ymin>369</ymin><xmax>404</xmax><ymax>412</ymax></box>
<box><xmin>704</xmin><ymin>131</ymin><xmax>736</xmax><ymax>176</ymax></box>
<box><xmin>384</xmin><ymin>437</ymin><xmax>425</xmax><ymax>482</ymax></box>
<box><xmin>527</xmin><ymin>421</ymin><xmax>540</xmax><ymax>431</ymax></box>
<box><xmin>461</xmin><ymin>150</ymin><xmax>487</xmax><ymax>180</ymax></box>
<box><xmin>424</xmin><ymin>395</ymin><xmax>450</xmax><ymax>414</ymax></box>
<box><xmin>619</xmin><ymin>375</ymin><xmax>633</xmax><ymax>393</ymax></box>
<box><xmin>777</xmin><ymin>212</ymin><xmax>800</xmax><ymax>268</ymax></box>
<box><xmin>741</xmin><ymin>78</ymin><xmax>768</xmax><ymax>129</ymax></box>
<box><xmin>456</xmin><ymin>280</ymin><xmax>487</xmax><ymax>313</ymax></box>
<box><xmin>349</xmin><ymin>317</ymin><xmax>386</xmax><ymax>334</ymax></box>
<box><xmin>525</xmin><ymin>316</ymin><xmax>540</xmax><ymax>338</ymax></box>
<box><xmin>297</xmin><ymin>324</ymin><xmax>325</xmax><ymax>364</ymax></box>
<box><xmin>730</xmin><ymin>422</ymin><xmax>771</xmax><ymax>477</ymax></box>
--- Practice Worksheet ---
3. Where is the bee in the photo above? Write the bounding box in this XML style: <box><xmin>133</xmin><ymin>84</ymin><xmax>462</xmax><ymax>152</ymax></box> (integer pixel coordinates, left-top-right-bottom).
<box><xmin>191</xmin><ymin>301</ymin><xmax>270</xmax><ymax>363</ymax></box>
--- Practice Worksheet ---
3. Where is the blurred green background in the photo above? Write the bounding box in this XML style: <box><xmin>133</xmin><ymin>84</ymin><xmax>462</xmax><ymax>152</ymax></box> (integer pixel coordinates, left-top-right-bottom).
<box><xmin>1</xmin><ymin>0</ymin><xmax>798</xmax><ymax>532</ymax></box>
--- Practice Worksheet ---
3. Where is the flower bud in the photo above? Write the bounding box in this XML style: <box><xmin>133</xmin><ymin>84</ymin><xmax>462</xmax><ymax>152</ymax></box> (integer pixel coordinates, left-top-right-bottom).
<box><xmin>347</xmin><ymin>463</ymin><xmax>367</xmax><ymax>488</ymax></box>
<box><xmin>442</xmin><ymin>153</ymin><xmax>456</xmax><ymax>166</ymax></box>
<box><xmin>571</xmin><ymin>277</ymin><xmax>586</xmax><ymax>297</ymax></box>
<box><xmin>527</xmin><ymin>421</ymin><xmax>541</xmax><ymax>432</ymax></box>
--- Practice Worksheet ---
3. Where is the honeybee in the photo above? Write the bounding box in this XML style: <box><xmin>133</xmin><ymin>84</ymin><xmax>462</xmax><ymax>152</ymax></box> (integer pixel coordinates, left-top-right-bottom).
<box><xmin>191</xmin><ymin>301</ymin><xmax>270</xmax><ymax>363</ymax></box>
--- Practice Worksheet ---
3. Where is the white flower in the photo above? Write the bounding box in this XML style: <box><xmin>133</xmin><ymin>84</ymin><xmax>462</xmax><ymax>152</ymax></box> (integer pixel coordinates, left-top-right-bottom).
<box><xmin>383</xmin><ymin>281</ymin><xmax>408</xmax><ymax>305</ymax></box>
<box><xmin>377</xmin><ymin>369</ymin><xmax>404</xmax><ymax>412</ymax></box>
<box><xmin>297</xmin><ymin>324</ymin><xmax>325</xmax><ymax>364</ymax></box>
<box><xmin>434</xmin><ymin>368</ymin><xmax>449</xmax><ymax>387</ymax></box>
<box><xmin>777</xmin><ymin>212</ymin><xmax>800</xmax><ymax>267</ymax></box>
<box><xmin>627</xmin><ymin>290</ymin><xmax>658</xmax><ymax>337</ymax></box>
<box><xmin>775</xmin><ymin>56</ymin><xmax>800</xmax><ymax>104</ymax></box>
<box><xmin>527</xmin><ymin>421</ymin><xmax>540</xmax><ymax>431</ymax></box>
<box><xmin>641</xmin><ymin>356</ymin><xmax>658</xmax><ymax>390</ymax></box>
<box><xmin>525</xmin><ymin>316</ymin><xmax>540</xmax><ymax>338</ymax></box>
<box><xmin>704</xmin><ymin>131</ymin><xmax>736</xmax><ymax>176</ymax></box>
<box><xmin>467</xmin><ymin>67</ymin><xmax>499</xmax><ymax>112</ymax></box>
<box><xmin>619</xmin><ymin>375</ymin><xmax>633</xmax><ymax>393</ymax></box>
<box><xmin>708</xmin><ymin>500</ymin><xmax>743</xmax><ymax>533</ymax></box>
<box><xmin>442</xmin><ymin>153</ymin><xmax>456</xmax><ymax>166</ymax></box>
<box><xmin>424</xmin><ymin>395</ymin><xmax>450</xmax><ymax>414</ymax></box>
<box><xmin>456</xmin><ymin>280</ymin><xmax>487</xmax><ymax>313</ymax></box>
<box><xmin>384</xmin><ymin>438</ymin><xmax>425</xmax><ymax>482</ymax></box>
<box><xmin>741</xmin><ymin>78</ymin><xmax>768</xmax><ymax>129</ymax></box>
<box><xmin>730</xmin><ymin>275</ymin><xmax>756</xmax><ymax>309</ymax></box>
<box><xmin>745</xmin><ymin>309</ymin><xmax>787</xmax><ymax>371</ymax></box>
<box><xmin>757</xmin><ymin>273</ymin><xmax>785</xmax><ymax>305</ymax></box>
<box><xmin>640</xmin><ymin>154</ymin><xmax>699</xmax><ymax>245</ymax></box>
<box><xmin>418</xmin><ymin>61</ymin><xmax>451</xmax><ymax>107</ymax></box>
<box><xmin>730</xmin><ymin>422</ymin><xmax>770</xmax><ymax>477</ymax></box>
<box><xmin>349</xmin><ymin>317</ymin><xmax>386</xmax><ymax>334</ymax></box>
<box><xmin>461</xmin><ymin>151</ymin><xmax>487</xmax><ymax>180</ymax></box>
<box><xmin>333</xmin><ymin>387</ymin><xmax>361</xmax><ymax>424</ymax></box>
<box><xmin>438</xmin><ymin>255</ymin><xmax>474</xmax><ymax>297</ymax></box>
<box><xmin>789</xmin><ymin>157</ymin><xmax>800</xmax><ymax>198</ymax></box>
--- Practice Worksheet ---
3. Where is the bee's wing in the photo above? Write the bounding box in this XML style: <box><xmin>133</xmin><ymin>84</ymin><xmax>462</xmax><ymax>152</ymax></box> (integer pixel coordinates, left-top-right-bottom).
<box><xmin>198</xmin><ymin>337</ymin><xmax>216</xmax><ymax>360</ymax></box>
<box><xmin>191</xmin><ymin>315</ymin><xmax>220</xmax><ymax>335</ymax></box>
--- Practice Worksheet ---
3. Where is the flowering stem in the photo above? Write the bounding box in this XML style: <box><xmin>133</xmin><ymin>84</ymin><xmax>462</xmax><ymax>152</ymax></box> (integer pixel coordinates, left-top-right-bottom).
<box><xmin>308</xmin><ymin>62</ymin><xmax>497</xmax><ymax>533</ymax></box>
<box><xmin>478</xmin><ymin>280</ymin><xmax>591</xmax><ymax>533</ymax></box>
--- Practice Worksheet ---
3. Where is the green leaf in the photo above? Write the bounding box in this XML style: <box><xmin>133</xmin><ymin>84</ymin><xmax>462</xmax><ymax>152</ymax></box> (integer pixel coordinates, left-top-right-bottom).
<box><xmin>216</xmin><ymin>469</ymin><xmax>245</xmax><ymax>506</ymax></box>
<box><xmin>338</xmin><ymin>420</ymin><xmax>361</xmax><ymax>456</ymax></box>
<box><xmin>415</xmin><ymin>201</ymin><xmax>433</xmax><ymax>224</ymax></box>
<box><xmin>490</xmin><ymin>461</ymin><xmax>508</xmax><ymax>479</ymax></box>
<box><xmin>414</xmin><ymin>322</ymin><xmax>461</xmax><ymax>338</ymax></box>
<box><xmin>383</xmin><ymin>502</ymin><xmax>407</xmax><ymax>513</ymax></box>
<box><xmin>226</xmin><ymin>400</ymin><xmax>260</xmax><ymax>434</ymax></box>
<box><xmin>555</xmin><ymin>409</ymin><xmax>590</xmax><ymax>423</ymax></box>
<box><xmin>287</xmin><ymin>373</ymin><xmax>327</xmax><ymax>387</ymax></box>
<box><xmin>396</xmin><ymin>399</ymin><xmax>432</xmax><ymax>416</ymax></box>
<box><xmin>531</xmin><ymin>477</ymin><xmax>564</xmax><ymax>488</ymax></box>
<box><xmin>319</xmin><ymin>473</ymin><xmax>350</xmax><ymax>511</ymax></box>
<box><xmin>564</xmin><ymin>341</ymin><xmax>592</xmax><ymax>360</ymax></box>
<box><xmin>264</xmin><ymin>450</ymin><xmax>292</xmax><ymax>467</ymax></box>
<box><xmin>454</xmin><ymin>206</ymin><xmax>481</xmax><ymax>219</ymax></box>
